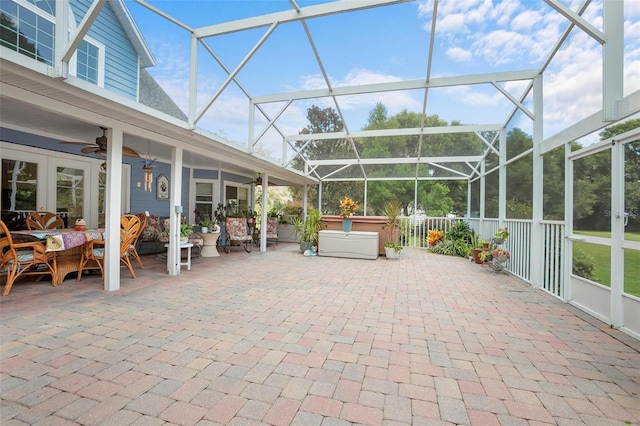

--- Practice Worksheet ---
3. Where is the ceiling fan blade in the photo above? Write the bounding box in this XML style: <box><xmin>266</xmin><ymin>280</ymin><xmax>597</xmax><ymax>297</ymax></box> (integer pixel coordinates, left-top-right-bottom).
<box><xmin>122</xmin><ymin>146</ymin><xmax>140</xmax><ymax>158</ymax></box>
<box><xmin>81</xmin><ymin>146</ymin><xmax>100</xmax><ymax>154</ymax></box>
<box><xmin>61</xmin><ymin>141</ymin><xmax>93</xmax><ymax>146</ymax></box>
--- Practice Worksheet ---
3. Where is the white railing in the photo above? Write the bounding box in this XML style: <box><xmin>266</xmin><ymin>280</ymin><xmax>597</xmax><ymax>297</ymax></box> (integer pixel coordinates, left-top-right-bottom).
<box><xmin>399</xmin><ymin>216</ymin><xmax>454</xmax><ymax>248</ymax></box>
<box><xmin>465</xmin><ymin>218</ymin><xmax>566</xmax><ymax>298</ymax></box>
<box><xmin>542</xmin><ymin>221</ymin><xmax>565</xmax><ymax>298</ymax></box>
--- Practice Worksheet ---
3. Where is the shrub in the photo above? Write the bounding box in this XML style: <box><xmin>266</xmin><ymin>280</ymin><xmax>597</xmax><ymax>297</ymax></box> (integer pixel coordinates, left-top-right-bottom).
<box><xmin>572</xmin><ymin>247</ymin><xmax>596</xmax><ymax>281</ymax></box>
<box><xmin>430</xmin><ymin>238</ymin><xmax>471</xmax><ymax>258</ymax></box>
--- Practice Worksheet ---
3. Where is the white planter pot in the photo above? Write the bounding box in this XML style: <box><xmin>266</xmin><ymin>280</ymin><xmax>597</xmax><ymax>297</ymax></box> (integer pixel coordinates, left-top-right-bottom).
<box><xmin>201</xmin><ymin>227</ymin><xmax>209</xmax><ymax>234</ymax></box>
<box><xmin>385</xmin><ymin>247</ymin><xmax>400</xmax><ymax>259</ymax></box>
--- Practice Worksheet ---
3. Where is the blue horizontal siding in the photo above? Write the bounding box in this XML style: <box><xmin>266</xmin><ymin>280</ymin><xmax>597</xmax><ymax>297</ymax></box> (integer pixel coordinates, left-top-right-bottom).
<box><xmin>71</xmin><ymin>1</ymin><xmax>138</xmax><ymax>100</ymax></box>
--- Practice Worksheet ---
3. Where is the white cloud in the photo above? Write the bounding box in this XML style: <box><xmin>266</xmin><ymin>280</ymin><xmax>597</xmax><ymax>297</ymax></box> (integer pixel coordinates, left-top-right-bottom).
<box><xmin>511</xmin><ymin>10</ymin><xmax>543</xmax><ymax>31</ymax></box>
<box><xmin>446</xmin><ymin>47</ymin><xmax>472</xmax><ymax>62</ymax></box>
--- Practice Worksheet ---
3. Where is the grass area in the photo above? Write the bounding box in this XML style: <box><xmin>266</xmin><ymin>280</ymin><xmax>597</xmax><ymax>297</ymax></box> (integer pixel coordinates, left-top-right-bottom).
<box><xmin>573</xmin><ymin>230</ymin><xmax>640</xmax><ymax>297</ymax></box>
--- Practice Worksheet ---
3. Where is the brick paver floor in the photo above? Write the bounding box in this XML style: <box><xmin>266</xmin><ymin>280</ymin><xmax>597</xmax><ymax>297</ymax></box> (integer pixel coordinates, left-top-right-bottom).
<box><xmin>1</xmin><ymin>244</ymin><xmax>639</xmax><ymax>425</ymax></box>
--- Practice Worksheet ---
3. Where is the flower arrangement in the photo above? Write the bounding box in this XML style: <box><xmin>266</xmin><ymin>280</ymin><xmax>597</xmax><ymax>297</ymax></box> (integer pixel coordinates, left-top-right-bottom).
<box><xmin>339</xmin><ymin>196</ymin><xmax>359</xmax><ymax>218</ymax></box>
<box><xmin>495</xmin><ymin>227</ymin><xmax>509</xmax><ymax>240</ymax></box>
<box><xmin>492</xmin><ymin>248</ymin><xmax>510</xmax><ymax>261</ymax></box>
<box><xmin>427</xmin><ymin>229</ymin><xmax>444</xmax><ymax>246</ymax></box>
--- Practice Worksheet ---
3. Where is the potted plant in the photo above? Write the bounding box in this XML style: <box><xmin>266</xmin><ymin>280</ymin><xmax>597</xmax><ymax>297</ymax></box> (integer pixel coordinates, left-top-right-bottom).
<box><xmin>293</xmin><ymin>209</ymin><xmax>321</xmax><ymax>253</ymax></box>
<box><xmin>469</xmin><ymin>230</ymin><xmax>484</xmax><ymax>264</ymax></box>
<box><xmin>214</xmin><ymin>203</ymin><xmax>228</xmax><ymax>245</ymax></box>
<box><xmin>383</xmin><ymin>241</ymin><xmax>403</xmax><ymax>259</ymax></box>
<box><xmin>383</xmin><ymin>199</ymin><xmax>402</xmax><ymax>258</ymax></box>
<box><xmin>493</xmin><ymin>227</ymin><xmax>509</xmax><ymax>244</ymax></box>
<box><xmin>339</xmin><ymin>196</ymin><xmax>359</xmax><ymax>232</ymax></box>
<box><xmin>180</xmin><ymin>222</ymin><xmax>193</xmax><ymax>243</ymax></box>
<box><xmin>199</xmin><ymin>217</ymin><xmax>214</xmax><ymax>234</ymax></box>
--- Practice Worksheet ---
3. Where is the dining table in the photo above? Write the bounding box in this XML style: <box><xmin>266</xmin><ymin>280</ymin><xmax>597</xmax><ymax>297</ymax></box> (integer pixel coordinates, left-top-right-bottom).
<box><xmin>12</xmin><ymin>228</ymin><xmax>105</xmax><ymax>285</ymax></box>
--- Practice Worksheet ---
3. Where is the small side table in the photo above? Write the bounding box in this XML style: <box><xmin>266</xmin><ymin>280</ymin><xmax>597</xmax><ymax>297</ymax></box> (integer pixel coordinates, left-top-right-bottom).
<box><xmin>164</xmin><ymin>242</ymin><xmax>194</xmax><ymax>271</ymax></box>
<box><xmin>200</xmin><ymin>232</ymin><xmax>220</xmax><ymax>257</ymax></box>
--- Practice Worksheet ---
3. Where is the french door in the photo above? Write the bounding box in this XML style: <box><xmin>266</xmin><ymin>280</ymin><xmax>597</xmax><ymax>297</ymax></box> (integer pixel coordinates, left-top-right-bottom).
<box><xmin>1</xmin><ymin>143</ymin><xmax>129</xmax><ymax>229</ymax></box>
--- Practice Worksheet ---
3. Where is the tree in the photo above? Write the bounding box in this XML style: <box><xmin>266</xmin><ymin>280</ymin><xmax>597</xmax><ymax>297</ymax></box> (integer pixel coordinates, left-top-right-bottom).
<box><xmin>289</xmin><ymin>106</ymin><xmax>363</xmax><ymax>212</ymax></box>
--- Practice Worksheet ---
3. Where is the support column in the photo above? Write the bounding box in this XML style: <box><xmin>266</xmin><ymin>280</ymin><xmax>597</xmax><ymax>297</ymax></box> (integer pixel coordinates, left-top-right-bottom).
<box><xmin>167</xmin><ymin>147</ymin><xmax>183</xmax><ymax>276</ymax></box>
<box><xmin>531</xmin><ymin>75</ymin><xmax>544</xmax><ymax>289</ymax></box>
<box><xmin>104</xmin><ymin>127</ymin><xmax>123</xmax><ymax>292</ymax></box>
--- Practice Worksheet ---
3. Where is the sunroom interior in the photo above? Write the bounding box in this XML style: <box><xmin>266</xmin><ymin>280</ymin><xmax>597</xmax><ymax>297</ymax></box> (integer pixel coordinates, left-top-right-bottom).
<box><xmin>1</xmin><ymin>0</ymin><xmax>639</xmax><ymax>339</ymax></box>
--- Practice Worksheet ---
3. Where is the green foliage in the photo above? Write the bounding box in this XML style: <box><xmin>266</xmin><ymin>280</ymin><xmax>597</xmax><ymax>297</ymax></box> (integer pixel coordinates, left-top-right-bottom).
<box><xmin>292</xmin><ymin>209</ymin><xmax>322</xmax><ymax>245</ymax></box>
<box><xmin>572</xmin><ymin>247</ymin><xmax>596</xmax><ymax>281</ymax></box>
<box><xmin>430</xmin><ymin>220</ymin><xmax>473</xmax><ymax>258</ymax></box>
<box><xmin>430</xmin><ymin>238</ymin><xmax>471</xmax><ymax>258</ymax></box>
<box><xmin>384</xmin><ymin>242</ymin><xmax>403</xmax><ymax>252</ymax></box>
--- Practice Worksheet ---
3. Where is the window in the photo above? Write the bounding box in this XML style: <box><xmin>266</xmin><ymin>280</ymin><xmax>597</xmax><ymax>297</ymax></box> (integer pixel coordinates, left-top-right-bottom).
<box><xmin>0</xmin><ymin>0</ymin><xmax>55</xmax><ymax>65</ymax></box>
<box><xmin>75</xmin><ymin>39</ymin><xmax>100</xmax><ymax>85</ymax></box>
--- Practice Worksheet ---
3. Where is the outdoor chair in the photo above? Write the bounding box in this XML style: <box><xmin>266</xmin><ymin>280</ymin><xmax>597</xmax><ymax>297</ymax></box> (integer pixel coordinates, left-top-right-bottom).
<box><xmin>266</xmin><ymin>217</ymin><xmax>278</xmax><ymax>245</ymax></box>
<box><xmin>26</xmin><ymin>211</ymin><xmax>65</xmax><ymax>230</ymax></box>
<box><xmin>129</xmin><ymin>213</ymin><xmax>147</xmax><ymax>268</ymax></box>
<box><xmin>0</xmin><ymin>219</ymin><xmax>57</xmax><ymax>296</ymax></box>
<box><xmin>77</xmin><ymin>214</ymin><xmax>140</xmax><ymax>283</ymax></box>
<box><xmin>224</xmin><ymin>217</ymin><xmax>252</xmax><ymax>253</ymax></box>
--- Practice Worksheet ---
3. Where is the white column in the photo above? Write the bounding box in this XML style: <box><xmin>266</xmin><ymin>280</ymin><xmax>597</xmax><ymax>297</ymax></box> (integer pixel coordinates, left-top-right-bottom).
<box><xmin>104</xmin><ymin>127</ymin><xmax>123</xmax><ymax>292</ymax></box>
<box><xmin>602</xmin><ymin>0</ymin><xmax>623</xmax><ymax>121</ymax></box>
<box><xmin>167</xmin><ymin>147</ymin><xmax>183</xmax><ymax>276</ymax></box>
<box><xmin>530</xmin><ymin>75</ymin><xmax>544</xmax><ymax>289</ymax></box>
<box><xmin>260</xmin><ymin>173</ymin><xmax>269</xmax><ymax>252</ymax></box>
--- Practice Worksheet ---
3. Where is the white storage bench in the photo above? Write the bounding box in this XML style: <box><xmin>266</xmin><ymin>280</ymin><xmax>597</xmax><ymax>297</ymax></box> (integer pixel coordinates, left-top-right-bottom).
<box><xmin>318</xmin><ymin>230</ymin><xmax>379</xmax><ymax>260</ymax></box>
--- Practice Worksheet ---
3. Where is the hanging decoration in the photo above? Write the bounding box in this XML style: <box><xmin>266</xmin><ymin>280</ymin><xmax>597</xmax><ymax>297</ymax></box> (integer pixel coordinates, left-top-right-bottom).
<box><xmin>142</xmin><ymin>140</ymin><xmax>157</xmax><ymax>192</ymax></box>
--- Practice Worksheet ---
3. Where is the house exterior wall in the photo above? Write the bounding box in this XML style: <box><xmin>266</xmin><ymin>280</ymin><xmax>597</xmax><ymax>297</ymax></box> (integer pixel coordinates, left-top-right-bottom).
<box><xmin>70</xmin><ymin>1</ymin><xmax>139</xmax><ymax>100</ymax></box>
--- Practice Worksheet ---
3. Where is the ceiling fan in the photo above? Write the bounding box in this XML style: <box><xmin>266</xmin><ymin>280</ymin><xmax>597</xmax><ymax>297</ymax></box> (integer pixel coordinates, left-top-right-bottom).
<box><xmin>62</xmin><ymin>127</ymin><xmax>140</xmax><ymax>158</ymax></box>
<box><xmin>243</xmin><ymin>175</ymin><xmax>277</xmax><ymax>186</ymax></box>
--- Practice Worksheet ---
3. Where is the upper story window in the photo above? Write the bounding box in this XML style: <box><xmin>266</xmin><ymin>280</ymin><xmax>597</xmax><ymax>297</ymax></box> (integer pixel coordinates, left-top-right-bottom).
<box><xmin>76</xmin><ymin>40</ymin><xmax>98</xmax><ymax>84</ymax></box>
<box><xmin>0</xmin><ymin>0</ymin><xmax>55</xmax><ymax>65</ymax></box>
<box><xmin>1</xmin><ymin>1</ymin><xmax>105</xmax><ymax>87</ymax></box>
<box><xmin>24</xmin><ymin>0</ymin><xmax>55</xmax><ymax>16</ymax></box>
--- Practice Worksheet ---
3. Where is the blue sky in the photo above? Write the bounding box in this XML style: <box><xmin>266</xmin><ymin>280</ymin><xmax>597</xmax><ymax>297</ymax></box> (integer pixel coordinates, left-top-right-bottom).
<box><xmin>125</xmin><ymin>0</ymin><xmax>640</xmax><ymax>157</ymax></box>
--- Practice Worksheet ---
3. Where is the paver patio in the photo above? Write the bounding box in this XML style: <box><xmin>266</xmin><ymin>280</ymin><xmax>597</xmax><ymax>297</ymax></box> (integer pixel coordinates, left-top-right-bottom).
<box><xmin>1</xmin><ymin>244</ymin><xmax>639</xmax><ymax>425</ymax></box>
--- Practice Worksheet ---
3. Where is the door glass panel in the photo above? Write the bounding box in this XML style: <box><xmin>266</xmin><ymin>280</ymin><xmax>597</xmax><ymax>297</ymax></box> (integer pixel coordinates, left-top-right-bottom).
<box><xmin>195</xmin><ymin>182</ymin><xmax>214</xmax><ymax>224</ymax></box>
<box><xmin>624</xmin><ymin>140</ymin><xmax>640</xmax><ymax>297</ymax></box>
<box><xmin>225</xmin><ymin>185</ymin><xmax>248</xmax><ymax>217</ymax></box>
<box><xmin>624</xmin><ymin>249</ymin><xmax>640</xmax><ymax>297</ymax></box>
<box><xmin>573</xmin><ymin>150</ymin><xmax>611</xmax><ymax>235</ymax></box>
<box><xmin>57</xmin><ymin>166</ymin><xmax>84</xmax><ymax>227</ymax></box>
<box><xmin>572</xmin><ymin>241</ymin><xmax>611</xmax><ymax>287</ymax></box>
<box><xmin>1</xmin><ymin>159</ymin><xmax>37</xmax><ymax>229</ymax></box>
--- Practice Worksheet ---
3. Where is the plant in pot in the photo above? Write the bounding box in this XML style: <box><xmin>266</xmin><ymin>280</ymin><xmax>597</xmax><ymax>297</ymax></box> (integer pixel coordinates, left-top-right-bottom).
<box><xmin>214</xmin><ymin>203</ymin><xmax>228</xmax><ymax>245</ymax></box>
<box><xmin>180</xmin><ymin>222</ymin><xmax>193</xmax><ymax>243</ymax></box>
<box><xmin>470</xmin><ymin>230</ymin><xmax>484</xmax><ymax>264</ymax></box>
<box><xmin>293</xmin><ymin>209</ymin><xmax>321</xmax><ymax>253</ymax></box>
<box><xmin>199</xmin><ymin>216</ymin><xmax>215</xmax><ymax>234</ymax></box>
<box><xmin>493</xmin><ymin>227</ymin><xmax>509</xmax><ymax>244</ymax></box>
<box><xmin>383</xmin><ymin>199</ymin><xmax>402</xmax><ymax>259</ymax></box>
<box><xmin>339</xmin><ymin>196</ymin><xmax>359</xmax><ymax>232</ymax></box>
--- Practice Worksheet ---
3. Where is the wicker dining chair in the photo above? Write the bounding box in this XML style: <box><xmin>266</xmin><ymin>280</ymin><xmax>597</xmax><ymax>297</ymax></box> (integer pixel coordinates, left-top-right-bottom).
<box><xmin>77</xmin><ymin>214</ymin><xmax>141</xmax><ymax>283</ymax></box>
<box><xmin>0</xmin><ymin>219</ymin><xmax>57</xmax><ymax>296</ymax></box>
<box><xmin>129</xmin><ymin>213</ymin><xmax>147</xmax><ymax>268</ymax></box>
<box><xmin>26</xmin><ymin>211</ymin><xmax>65</xmax><ymax>230</ymax></box>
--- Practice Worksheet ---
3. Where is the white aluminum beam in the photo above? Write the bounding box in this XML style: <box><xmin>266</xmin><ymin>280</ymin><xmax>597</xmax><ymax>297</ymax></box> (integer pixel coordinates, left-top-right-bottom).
<box><xmin>307</xmin><ymin>156</ymin><xmax>483</xmax><ymax>166</ymax></box>
<box><xmin>194</xmin><ymin>0</ymin><xmax>411</xmax><ymax>38</ymax></box>
<box><xmin>540</xmin><ymin>90</ymin><xmax>640</xmax><ymax>154</ymax></box>
<box><xmin>254</xmin><ymin>70</ymin><xmax>538</xmax><ymax>104</ymax></box>
<box><xmin>543</xmin><ymin>0</ymin><xmax>605</xmax><ymax>44</ymax></box>
<box><xmin>62</xmin><ymin>0</ymin><xmax>107</xmax><ymax>63</ymax></box>
<box><xmin>285</xmin><ymin>124</ymin><xmax>502</xmax><ymax>141</ymax></box>
<box><xmin>195</xmin><ymin>23</ymin><xmax>278</xmax><ymax>124</ymax></box>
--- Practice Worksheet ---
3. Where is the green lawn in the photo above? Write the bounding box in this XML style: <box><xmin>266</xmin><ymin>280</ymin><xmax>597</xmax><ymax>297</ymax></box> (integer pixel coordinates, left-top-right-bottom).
<box><xmin>574</xmin><ymin>230</ymin><xmax>640</xmax><ymax>297</ymax></box>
